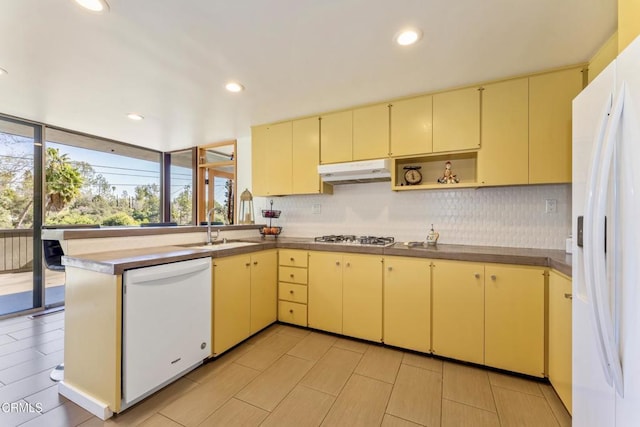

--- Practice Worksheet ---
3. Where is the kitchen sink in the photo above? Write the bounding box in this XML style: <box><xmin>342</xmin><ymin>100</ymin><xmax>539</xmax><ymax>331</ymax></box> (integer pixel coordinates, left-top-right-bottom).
<box><xmin>183</xmin><ymin>241</ymin><xmax>259</xmax><ymax>250</ymax></box>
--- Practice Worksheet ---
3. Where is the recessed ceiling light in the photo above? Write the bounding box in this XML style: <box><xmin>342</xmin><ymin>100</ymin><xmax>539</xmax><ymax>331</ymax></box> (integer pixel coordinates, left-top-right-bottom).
<box><xmin>395</xmin><ymin>29</ymin><xmax>423</xmax><ymax>46</ymax></box>
<box><xmin>225</xmin><ymin>82</ymin><xmax>245</xmax><ymax>93</ymax></box>
<box><xmin>0</xmin><ymin>68</ymin><xmax>7</xmax><ymax>76</ymax></box>
<box><xmin>127</xmin><ymin>113</ymin><xmax>144</xmax><ymax>121</ymax></box>
<box><xmin>74</xmin><ymin>0</ymin><xmax>109</xmax><ymax>13</ymax></box>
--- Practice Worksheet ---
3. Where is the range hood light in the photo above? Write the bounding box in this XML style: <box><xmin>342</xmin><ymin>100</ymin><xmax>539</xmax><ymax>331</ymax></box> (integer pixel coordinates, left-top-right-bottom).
<box><xmin>318</xmin><ymin>159</ymin><xmax>391</xmax><ymax>185</ymax></box>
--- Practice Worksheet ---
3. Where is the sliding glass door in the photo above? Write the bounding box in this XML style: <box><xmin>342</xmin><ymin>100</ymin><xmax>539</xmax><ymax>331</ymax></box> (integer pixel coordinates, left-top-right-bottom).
<box><xmin>0</xmin><ymin>116</ymin><xmax>43</xmax><ymax>317</ymax></box>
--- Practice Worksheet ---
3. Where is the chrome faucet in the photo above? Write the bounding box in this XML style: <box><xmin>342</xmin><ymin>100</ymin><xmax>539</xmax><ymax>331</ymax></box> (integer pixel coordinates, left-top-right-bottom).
<box><xmin>206</xmin><ymin>207</ymin><xmax>220</xmax><ymax>245</ymax></box>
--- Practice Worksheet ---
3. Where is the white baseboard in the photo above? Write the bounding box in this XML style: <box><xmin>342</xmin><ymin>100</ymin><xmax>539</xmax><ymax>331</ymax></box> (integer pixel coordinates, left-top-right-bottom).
<box><xmin>58</xmin><ymin>381</ymin><xmax>113</xmax><ymax>420</ymax></box>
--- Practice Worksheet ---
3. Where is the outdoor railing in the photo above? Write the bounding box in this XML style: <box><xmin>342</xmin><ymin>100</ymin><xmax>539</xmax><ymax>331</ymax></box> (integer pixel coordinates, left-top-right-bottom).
<box><xmin>0</xmin><ymin>229</ymin><xmax>33</xmax><ymax>273</ymax></box>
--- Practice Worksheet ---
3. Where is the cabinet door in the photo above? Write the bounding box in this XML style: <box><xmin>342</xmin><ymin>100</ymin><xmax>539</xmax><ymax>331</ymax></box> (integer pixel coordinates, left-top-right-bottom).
<box><xmin>383</xmin><ymin>257</ymin><xmax>431</xmax><ymax>352</ymax></box>
<box><xmin>485</xmin><ymin>264</ymin><xmax>545</xmax><ymax>377</ymax></box>
<box><xmin>266</xmin><ymin>122</ymin><xmax>293</xmax><ymax>195</ymax></box>
<box><xmin>342</xmin><ymin>254</ymin><xmax>383</xmax><ymax>342</ymax></box>
<box><xmin>478</xmin><ymin>78</ymin><xmax>529</xmax><ymax>186</ymax></box>
<box><xmin>320</xmin><ymin>111</ymin><xmax>352</xmax><ymax>164</ymax></box>
<box><xmin>548</xmin><ymin>270</ymin><xmax>572</xmax><ymax>414</ymax></box>
<box><xmin>292</xmin><ymin>117</ymin><xmax>322</xmax><ymax>194</ymax></box>
<box><xmin>433</xmin><ymin>87</ymin><xmax>481</xmax><ymax>153</ymax></box>
<box><xmin>250</xmin><ymin>250</ymin><xmax>277</xmax><ymax>334</ymax></box>
<box><xmin>353</xmin><ymin>103</ymin><xmax>389</xmax><ymax>160</ymax></box>
<box><xmin>308</xmin><ymin>251</ymin><xmax>343</xmax><ymax>333</ymax></box>
<box><xmin>529</xmin><ymin>67</ymin><xmax>583</xmax><ymax>184</ymax></box>
<box><xmin>390</xmin><ymin>95</ymin><xmax>433</xmax><ymax>157</ymax></box>
<box><xmin>213</xmin><ymin>255</ymin><xmax>251</xmax><ymax>355</ymax></box>
<box><xmin>251</xmin><ymin>125</ymin><xmax>270</xmax><ymax>196</ymax></box>
<box><xmin>432</xmin><ymin>260</ymin><xmax>485</xmax><ymax>364</ymax></box>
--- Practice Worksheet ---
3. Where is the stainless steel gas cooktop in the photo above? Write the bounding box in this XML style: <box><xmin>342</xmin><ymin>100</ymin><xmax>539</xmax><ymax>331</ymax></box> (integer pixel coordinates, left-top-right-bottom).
<box><xmin>313</xmin><ymin>235</ymin><xmax>395</xmax><ymax>247</ymax></box>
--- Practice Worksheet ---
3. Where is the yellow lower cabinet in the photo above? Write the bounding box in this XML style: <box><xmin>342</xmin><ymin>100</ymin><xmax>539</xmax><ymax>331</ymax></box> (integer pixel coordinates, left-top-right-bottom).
<box><xmin>432</xmin><ymin>260</ymin><xmax>485</xmax><ymax>364</ymax></box>
<box><xmin>342</xmin><ymin>254</ymin><xmax>383</xmax><ymax>342</ymax></box>
<box><xmin>213</xmin><ymin>255</ymin><xmax>251</xmax><ymax>356</ymax></box>
<box><xmin>383</xmin><ymin>257</ymin><xmax>431</xmax><ymax>353</ymax></box>
<box><xmin>548</xmin><ymin>270</ymin><xmax>572</xmax><ymax>414</ymax></box>
<box><xmin>308</xmin><ymin>251</ymin><xmax>343</xmax><ymax>334</ymax></box>
<box><xmin>250</xmin><ymin>250</ymin><xmax>277</xmax><ymax>335</ymax></box>
<box><xmin>485</xmin><ymin>264</ymin><xmax>545</xmax><ymax>377</ymax></box>
<box><xmin>278</xmin><ymin>301</ymin><xmax>308</xmax><ymax>327</ymax></box>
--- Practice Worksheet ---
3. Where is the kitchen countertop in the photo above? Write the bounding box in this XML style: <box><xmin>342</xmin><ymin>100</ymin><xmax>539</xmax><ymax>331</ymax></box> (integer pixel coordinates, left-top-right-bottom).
<box><xmin>63</xmin><ymin>236</ymin><xmax>572</xmax><ymax>277</ymax></box>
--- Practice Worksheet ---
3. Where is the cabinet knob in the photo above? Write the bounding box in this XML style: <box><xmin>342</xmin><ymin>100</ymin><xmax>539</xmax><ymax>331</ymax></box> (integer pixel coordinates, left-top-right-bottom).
<box><xmin>290</xmin><ymin>273</ymin><xmax>294</xmax><ymax>278</ymax></box>
<box><xmin>474</xmin><ymin>273</ymin><xmax>480</xmax><ymax>279</ymax></box>
<box><xmin>289</xmin><ymin>309</ymin><xmax>293</xmax><ymax>314</ymax></box>
<box><xmin>490</xmin><ymin>275</ymin><xmax>497</xmax><ymax>280</ymax></box>
<box><xmin>253</xmin><ymin>261</ymin><xmax>258</xmax><ymax>265</ymax></box>
<box><xmin>290</xmin><ymin>257</ymin><xmax>295</xmax><ymax>261</ymax></box>
<box><xmin>388</xmin><ymin>266</ymin><xmax>393</xmax><ymax>271</ymax></box>
<box><xmin>336</xmin><ymin>261</ymin><xmax>340</xmax><ymax>266</ymax></box>
<box><xmin>564</xmin><ymin>293</ymin><xmax>573</xmax><ymax>300</ymax></box>
<box><xmin>245</xmin><ymin>262</ymin><xmax>251</xmax><ymax>267</ymax></box>
<box><xmin>289</xmin><ymin>290</ymin><xmax>294</xmax><ymax>294</ymax></box>
<box><xmin>346</xmin><ymin>262</ymin><xmax>350</xmax><ymax>267</ymax></box>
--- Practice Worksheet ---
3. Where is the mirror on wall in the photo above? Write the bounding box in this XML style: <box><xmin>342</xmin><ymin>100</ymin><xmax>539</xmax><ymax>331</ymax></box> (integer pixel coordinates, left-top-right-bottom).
<box><xmin>197</xmin><ymin>141</ymin><xmax>236</xmax><ymax>225</ymax></box>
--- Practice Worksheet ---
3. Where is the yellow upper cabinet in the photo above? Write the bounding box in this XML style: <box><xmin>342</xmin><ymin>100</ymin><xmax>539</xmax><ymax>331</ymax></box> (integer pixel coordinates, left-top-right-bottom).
<box><xmin>352</xmin><ymin>103</ymin><xmax>390</xmax><ymax>161</ymax></box>
<box><xmin>320</xmin><ymin>110</ymin><xmax>353</xmax><ymax>164</ymax></box>
<box><xmin>292</xmin><ymin>117</ymin><xmax>322</xmax><ymax>194</ymax></box>
<box><xmin>484</xmin><ymin>264</ymin><xmax>545</xmax><ymax>377</ymax></box>
<box><xmin>251</xmin><ymin>122</ymin><xmax>292</xmax><ymax>196</ymax></box>
<box><xmin>529</xmin><ymin>67</ymin><xmax>584</xmax><ymax>184</ymax></box>
<box><xmin>383</xmin><ymin>256</ymin><xmax>431</xmax><ymax>353</ymax></box>
<box><xmin>251</xmin><ymin>125</ymin><xmax>270</xmax><ymax>197</ymax></box>
<box><xmin>433</xmin><ymin>87</ymin><xmax>481</xmax><ymax>153</ymax></box>
<box><xmin>619</xmin><ymin>0</ymin><xmax>640</xmax><ymax>53</ymax></box>
<box><xmin>390</xmin><ymin>95</ymin><xmax>433</xmax><ymax>157</ymax></box>
<box><xmin>432</xmin><ymin>260</ymin><xmax>485</xmax><ymax>364</ymax></box>
<box><xmin>478</xmin><ymin>78</ymin><xmax>529</xmax><ymax>186</ymax></box>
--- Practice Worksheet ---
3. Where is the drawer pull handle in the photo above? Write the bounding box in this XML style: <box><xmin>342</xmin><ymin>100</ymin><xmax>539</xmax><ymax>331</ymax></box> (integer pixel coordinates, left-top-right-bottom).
<box><xmin>290</xmin><ymin>273</ymin><xmax>294</xmax><ymax>278</ymax></box>
<box><xmin>290</xmin><ymin>257</ymin><xmax>295</xmax><ymax>261</ymax></box>
<box><xmin>289</xmin><ymin>290</ymin><xmax>294</xmax><ymax>294</ymax></box>
<box><xmin>289</xmin><ymin>309</ymin><xmax>293</xmax><ymax>314</ymax></box>
<box><xmin>490</xmin><ymin>275</ymin><xmax>497</xmax><ymax>280</ymax></box>
<box><xmin>474</xmin><ymin>273</ymin><xmax>480</xmax><ymax>279</ymax></box>
<box><xmin>564</xmin><ymin>293</ymin><xmax>573</xmax><ymax>300</ymax></box>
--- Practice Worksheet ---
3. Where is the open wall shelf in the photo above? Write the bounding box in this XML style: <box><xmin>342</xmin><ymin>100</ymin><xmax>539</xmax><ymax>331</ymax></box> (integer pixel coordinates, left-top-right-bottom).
<box><xmin>392</xmin><ymin>151</ymin><xmax>478</xmax><ymax>191</ymax></box>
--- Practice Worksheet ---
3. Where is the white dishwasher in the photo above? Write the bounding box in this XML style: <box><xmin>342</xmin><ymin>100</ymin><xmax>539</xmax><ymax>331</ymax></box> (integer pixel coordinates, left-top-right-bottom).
<box><xmin>122</xmin><ymin>257</ymin><xmax>211</xmax><ymax>408</ymax></box>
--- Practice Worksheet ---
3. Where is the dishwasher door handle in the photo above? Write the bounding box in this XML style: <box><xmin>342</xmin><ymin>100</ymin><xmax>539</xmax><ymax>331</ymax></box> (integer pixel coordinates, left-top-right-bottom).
<box><xmin>127</xmin><ymin>259</ymin><xmax>210</xmax><ymax>285</ymax></box>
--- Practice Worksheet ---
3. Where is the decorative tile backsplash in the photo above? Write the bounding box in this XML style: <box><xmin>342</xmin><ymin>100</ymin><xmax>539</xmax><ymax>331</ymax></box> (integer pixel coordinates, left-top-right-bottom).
<box><xmin>255</xmin><ymin>182</ymin><xmax>571</xmax><ymax>249</ymax></box>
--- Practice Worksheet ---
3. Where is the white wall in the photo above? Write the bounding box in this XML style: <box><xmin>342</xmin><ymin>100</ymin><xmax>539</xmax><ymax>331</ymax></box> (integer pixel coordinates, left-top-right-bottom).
<box><xmin>237</xmin><ymin>137</ymin><xmax>572</xmax><ymax>250</ymax></box>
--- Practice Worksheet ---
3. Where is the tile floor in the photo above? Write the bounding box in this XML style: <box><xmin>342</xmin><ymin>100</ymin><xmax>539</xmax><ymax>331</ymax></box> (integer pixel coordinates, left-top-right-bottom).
<box><xmin>0</xmin><ymin>312</ymin><xmax>571</xmax><ymax>426</ymax></box>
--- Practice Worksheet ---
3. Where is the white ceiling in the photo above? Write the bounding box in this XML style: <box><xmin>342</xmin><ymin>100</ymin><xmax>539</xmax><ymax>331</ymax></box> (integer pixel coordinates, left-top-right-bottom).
<box><xmin>0</xmin><ymin>0</ymin><xmax>617</xmax><ymax>152</ymax></box>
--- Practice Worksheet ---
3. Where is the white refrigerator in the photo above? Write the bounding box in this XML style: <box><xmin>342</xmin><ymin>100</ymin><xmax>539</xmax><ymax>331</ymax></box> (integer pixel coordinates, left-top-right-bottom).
<box><xmin>572</xmin><ymin>35</ymin><xmax>640</xmax><ymax>426</ymax></box>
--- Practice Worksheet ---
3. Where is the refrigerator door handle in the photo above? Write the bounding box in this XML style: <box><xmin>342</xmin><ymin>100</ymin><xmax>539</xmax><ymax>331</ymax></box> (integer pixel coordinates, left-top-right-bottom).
<box><xmin>583</xmin><ymin>92</ymin><xmax>615</xmax><ymax>388</ymax></box>
<box><xmin>593</xmin><ymin>82</ymin><xmax>625</xmax><ymax>397</ymax></box>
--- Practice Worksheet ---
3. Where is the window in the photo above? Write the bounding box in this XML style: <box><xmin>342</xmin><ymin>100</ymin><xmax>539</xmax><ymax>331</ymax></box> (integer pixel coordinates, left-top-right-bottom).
<box><xmin>168</xmin><ymin>148</ymin><xmax>196</xmax><ymax>225</ymax></box>
<box><xmin>44</xmin><ymin>128</ymin><xmax>162</xmax><ymax>226</ymax></box>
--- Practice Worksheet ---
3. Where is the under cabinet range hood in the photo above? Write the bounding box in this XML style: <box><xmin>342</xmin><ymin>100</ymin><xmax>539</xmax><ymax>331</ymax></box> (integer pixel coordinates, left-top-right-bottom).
<box><xmin>318</xmin><ymin>159</ymin><xmax>391</xmax><ymax>184</ymax></box>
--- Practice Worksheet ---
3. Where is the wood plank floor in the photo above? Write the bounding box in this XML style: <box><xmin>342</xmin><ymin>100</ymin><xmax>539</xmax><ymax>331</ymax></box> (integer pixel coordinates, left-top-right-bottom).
<box><xmin>0</xmin><ymin>314</ymin><xmax>571</xmax><ymax>426</ymax></box>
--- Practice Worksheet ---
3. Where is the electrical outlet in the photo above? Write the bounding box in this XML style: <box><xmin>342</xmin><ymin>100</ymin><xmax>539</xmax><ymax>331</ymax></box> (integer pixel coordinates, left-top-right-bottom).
<box><xmin>312</xmin><ymin>204</ymin><xmax>321</xmax><ymax>214</ymax></box>
<box><xmin>545</xmin><ymin>199</ymin><xmax>557</xmax><ymax>214</ymax></box>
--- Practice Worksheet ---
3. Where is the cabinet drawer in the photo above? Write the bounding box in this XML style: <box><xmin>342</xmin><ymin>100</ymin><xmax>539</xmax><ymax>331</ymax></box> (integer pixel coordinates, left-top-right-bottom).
<box><xmin>279</xmin><ymin>250</ymin><xmax>308</xmax><ymax>268</ymax></box>
<box><xmin>279</xmin><ymin>266</ymin><xmax>307</xmax><ymax>285</ymax></box>
<box><xmin>278</xmin><ymin>301</ymin><xmax>308</xmax><ymax>327</ymax></box>
<box><xmin>279</xmin><ymin>282</ymin><xmax>308</xmax><ymax>304</ymax></box>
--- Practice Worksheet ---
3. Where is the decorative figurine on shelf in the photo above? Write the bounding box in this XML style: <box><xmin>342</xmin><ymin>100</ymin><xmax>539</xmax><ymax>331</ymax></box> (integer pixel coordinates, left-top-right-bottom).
<box><xmin>437</xmin><ymin>161</ymin><xmax>459</xmax><ymax>184</ymax></box>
